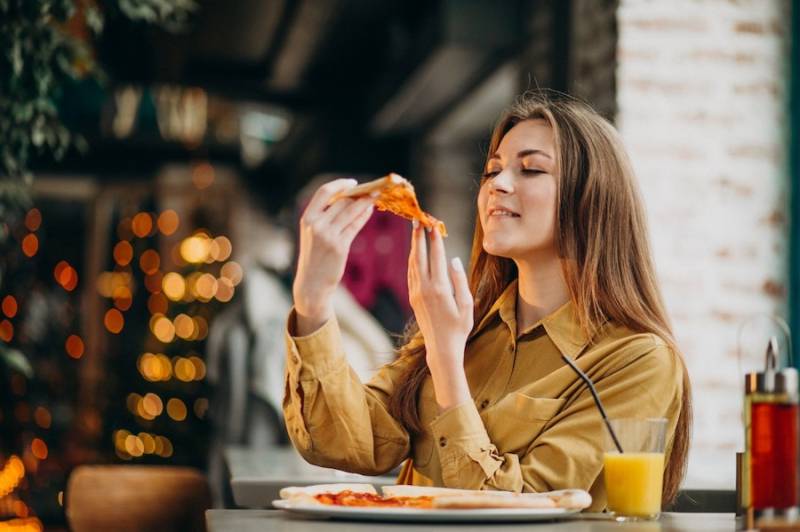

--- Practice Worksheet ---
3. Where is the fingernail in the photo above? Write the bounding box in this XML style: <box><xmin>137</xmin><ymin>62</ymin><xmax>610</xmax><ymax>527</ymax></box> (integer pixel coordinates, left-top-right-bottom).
<box><xmin>412</xmin><ymin>220</ymin><xmax>418</xmax><ymax>229</ymax></box>
<box><xmin>451</xmin><ymin>257</ymin><xmax>464</xmax><ymax>273</ymax></box>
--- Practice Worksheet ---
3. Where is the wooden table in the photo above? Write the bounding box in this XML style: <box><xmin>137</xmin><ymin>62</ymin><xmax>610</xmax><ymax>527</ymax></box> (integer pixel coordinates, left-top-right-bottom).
<box><xmin>207</xmin><ymin>510</ymin><xmax>737</xmax><ymax>531</ymax></box>
<box><xmin>225</xmin><ymin>446</ymin><xmax>396</xmax><ymax>508</ymax></box>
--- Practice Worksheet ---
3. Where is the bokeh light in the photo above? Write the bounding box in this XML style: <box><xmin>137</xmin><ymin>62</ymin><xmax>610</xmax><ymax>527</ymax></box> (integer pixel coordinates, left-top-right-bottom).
<box><xmin>147</xmin><ymin>293</ymin><xmax>168</xmax><ymax>315</ymax></box>
<box><xmin>180</xmin><ymin>235</ymin><xmax>210</xmax><ymax>264</ymax></box>
<box><xmin>151</xmin><ymin>315</ymin><xmax>175</xmax><ymax>343</ymax></box>
<box><xmin>96</xmin><ymin>271</ymin><xmax>131</xmax><ymax>298</ymax></box>
<box><xmin>113</xmin><ymin>241</ymin><xmax>133</xmax><ymax>266</ymax></box>
<box><xmin>144</xmin><ymin>271</ymin><xmax>163</xmax><ymax>294</ymax></box>
<box><xmin>211</xmin><ymin>236</ymin><xmax>232</xmax><ymax>262</ymax></box>
<box><xmin>139</xmin><ymin>432</ymin><xmax>156</xmax><ymax>454</ymax></box>
<box><xmin>140</xmin><ymin>393</ymin><xmax>163</xmax><ymax>419</ymax></box>
<box><xmin>2</xmin><ymin>296</ymin><xmax>18</xmax><ymax>318</ymax></box>
<box><xmin>173</xmin><ymin>314</ymin><xmax>195</xmax><ymax>340</ymax></box>
<box><xmin>104</xmin><ymin>309</ymin><xmax>124</xmax><ymax>334</ymax></box>
<box><xmin>0</xmin><ymin>320</ymin><xmax>15</xmax><ymax>342</ymax></box>
<box><xmin>21</xmin><ymin>234</ymin><xmax>38</xmax><ymax>257</ymax></box>
<box><xmin>220</xmin><ymin>261</ymin><xmax>243</xmax><ymax>285</ymax></box>
<box><xmin>124</xmin><ymin>434</ymin><xmax>144</xmax><ymax>457</ymax></box>
<box><xmin>34</xmin><ymin>407</ymin><xmax>51</xmax><ymax>429</ymax></box>
<box><xmin>162</xmin><ymin>272</ymin><xmax>186</xmax><ymax>301</ymax></box>
<box><xmin>194</xmin><ymin>273</ymin><xmax>217</xmax><ymax>301</ymax></box>
<box><xmin>192</xmin><ymin>162</ymin><xmax>215</xmax><ymax>189</ymax></box>
<box><xmin>25</xmin><ymin>208</ymin><xmax>42</xmax><ymax>232</ymax></box>
<box><xmin>174</xmin><ymin>357</ymin><xmax>196</xmax><ymax>382</ymax></box>
<box><xmin>131</xmin><ymin>212</ymin><xmax>153</xmax><ymax>238</ymax></box>
<box><xmin>139</xmin><ymin>249</ymin><xmax>160</xmax><ymax>274</ymax></box>
<box><xmin>30</xmin><ymin>438</ymin><xmax>48</xmax><ymax>460</ymax></box>
<box><xmin>112</xmin><ymin>286</ymin><xmax>133</xmax><ymax>311</ymax></box>
<box><xmin>215</xmin><ymin>277</ymin><xmax>235</xmax><ymax>302</ymax></box>
<box><xmin>166</xmin><ymin>398</ymin><xmax>187</xmax><ymax>421</ymax></box>
<box><xmin>65</xmin><ymin>335</ymin><xmax>84</xmax><ymax>359</ymax></box>
<box><xmin>157</xmin><ymin>210</ymin><xmax>180</xmax><ymax>236</ymax></box>
<box><xmin>189</xmin><ymin>356</ymin><xmax>206</xmax><ymax>380</ymax></box>
<box><xmin>54</xmin><ymin>261</ymin><xmax>78</xmax><ymax>292</ymax></box>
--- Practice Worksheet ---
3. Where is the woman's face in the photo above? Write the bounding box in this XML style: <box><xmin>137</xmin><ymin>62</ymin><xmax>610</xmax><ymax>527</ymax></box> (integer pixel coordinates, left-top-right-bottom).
<box><xmin>477</xmin><ymin>119</ymin><xmax>558</xmax><ymax>261</ymax></box>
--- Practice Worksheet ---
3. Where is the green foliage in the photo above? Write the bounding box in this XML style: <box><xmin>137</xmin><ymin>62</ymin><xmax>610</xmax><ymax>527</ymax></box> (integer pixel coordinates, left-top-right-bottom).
<box><xmin>0</xmin><ymin>0</ymin><xmax>197</xmax><ymax>183</ymax></box>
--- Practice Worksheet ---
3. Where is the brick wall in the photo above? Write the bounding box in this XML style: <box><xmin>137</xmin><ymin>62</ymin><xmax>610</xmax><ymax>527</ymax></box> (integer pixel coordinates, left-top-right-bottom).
<box><xmin>616</xmin><ymin>0</ymin><xmax>792</xmax><ymax>487</ymax></box>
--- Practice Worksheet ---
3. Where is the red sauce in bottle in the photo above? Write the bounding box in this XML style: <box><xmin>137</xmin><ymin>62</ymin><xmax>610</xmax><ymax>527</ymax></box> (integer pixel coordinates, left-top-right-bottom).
<box><xmin>750</xmin><ymin>402</ymin><xmax>800</xmax><ymax>509</ymax></box>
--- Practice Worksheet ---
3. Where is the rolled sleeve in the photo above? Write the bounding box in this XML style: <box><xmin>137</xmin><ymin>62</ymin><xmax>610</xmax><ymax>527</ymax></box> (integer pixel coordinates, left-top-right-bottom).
<box><xmin>286</xmin><ymin>308</ymin><xmax>347</xmax><ymax>381</ymax></box>
<box><xmin>282</xmin><ymin>307</ymin><xmax>411</xmax><ymax>475</ymax></box>
<box><xmin>430</xmin><ymin>402</ymin><xmax>509</xmax><ymax>489</ymax></box>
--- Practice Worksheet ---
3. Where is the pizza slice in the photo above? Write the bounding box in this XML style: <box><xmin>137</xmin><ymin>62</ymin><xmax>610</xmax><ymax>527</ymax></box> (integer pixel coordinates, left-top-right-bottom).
<box><xmin>328</xmin><ymin>173</ymin><xmax>447</xmax><ymax>236</ymax></box>
<box><xmin>278</xmin><ymin>483</ymin><xmax>592</xmax><ymax>511</ymax></box>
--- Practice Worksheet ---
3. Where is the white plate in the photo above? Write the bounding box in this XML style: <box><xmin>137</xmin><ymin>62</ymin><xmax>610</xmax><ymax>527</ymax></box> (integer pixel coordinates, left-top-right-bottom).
<box><xmin>272</xmin><ymin>499</ymin><xmax>580</xmax><ymax>523</ymax></box>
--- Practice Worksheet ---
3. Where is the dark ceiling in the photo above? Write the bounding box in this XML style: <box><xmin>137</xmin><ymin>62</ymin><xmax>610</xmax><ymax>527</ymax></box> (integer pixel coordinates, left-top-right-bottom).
<box><xmin>55</xmin><ymin>0</ymin><xmax>525</xmax><ymax>209</ymax></box>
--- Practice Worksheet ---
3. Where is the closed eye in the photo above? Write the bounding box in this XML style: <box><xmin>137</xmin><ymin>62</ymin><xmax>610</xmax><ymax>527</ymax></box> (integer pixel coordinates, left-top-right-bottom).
<box><xmin>522</xmin><ymin>169</ymin><xmax>544</xmax><ymax>175</ymax></box>
<box><xmin>482</xmin><ymin>170</ymin><xmax>500</xmax><ymax>179</ymax></box>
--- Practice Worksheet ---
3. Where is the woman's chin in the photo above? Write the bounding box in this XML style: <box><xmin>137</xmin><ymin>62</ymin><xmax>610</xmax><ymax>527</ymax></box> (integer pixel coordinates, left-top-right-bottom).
<box><xmin>482</xmin><ymin>238</ymin><xmax>514</xmax><ymax>258</ymax></box>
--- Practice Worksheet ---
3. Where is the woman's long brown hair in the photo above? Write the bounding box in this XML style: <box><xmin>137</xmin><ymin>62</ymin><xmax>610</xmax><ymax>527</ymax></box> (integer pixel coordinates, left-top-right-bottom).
<box><xmin>387</xmin><ymin>92</ymin><xmax>692</xmax><ymax>505</ymax></box>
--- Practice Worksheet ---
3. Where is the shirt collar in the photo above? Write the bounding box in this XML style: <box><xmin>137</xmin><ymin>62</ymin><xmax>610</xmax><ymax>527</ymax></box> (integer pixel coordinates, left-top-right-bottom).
<box><xmin>470</xmin><ymin>279</ymin><xmax>592</xmax><ymax>359</ymax></box>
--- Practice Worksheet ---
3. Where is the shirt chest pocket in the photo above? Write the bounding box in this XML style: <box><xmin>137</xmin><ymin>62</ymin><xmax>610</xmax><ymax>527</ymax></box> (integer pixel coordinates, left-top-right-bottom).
<box><xmin>482</xmin><ymin>393</ymin><xmax>566</xmax><ymax>455</ymax></box>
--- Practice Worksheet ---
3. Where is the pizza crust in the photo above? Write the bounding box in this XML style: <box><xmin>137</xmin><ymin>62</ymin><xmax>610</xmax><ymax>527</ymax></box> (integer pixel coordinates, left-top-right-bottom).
<box><xmin>328</xmin><ymin>173</ymin><xmax>447</xmax><ymax>236</ymax></box>
<box><xmin>278</xmin><ymin>483</ymin><xmax>591</xmax><ymax>510</ymax></box>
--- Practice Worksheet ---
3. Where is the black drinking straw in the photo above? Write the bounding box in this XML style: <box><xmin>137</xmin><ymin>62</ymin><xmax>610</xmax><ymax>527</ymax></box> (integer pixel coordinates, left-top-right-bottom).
<box><xmin>561</xmin><ymin>354</ymin><xmax>625</xmax><ymax>454</ymax></box>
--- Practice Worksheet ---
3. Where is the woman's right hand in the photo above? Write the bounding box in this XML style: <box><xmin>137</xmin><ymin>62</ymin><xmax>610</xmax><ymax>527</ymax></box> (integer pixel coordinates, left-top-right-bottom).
<box><xmin>292</xmin><ymin>179</ymin><xmax>374</xmax><ymax>335</ymax></box>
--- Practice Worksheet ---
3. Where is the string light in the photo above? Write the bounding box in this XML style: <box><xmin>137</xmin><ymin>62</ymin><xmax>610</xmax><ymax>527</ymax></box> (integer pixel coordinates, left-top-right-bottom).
<box><xmin>211</xmin><ymin>236</ymin><xmax>232</xmax><ymax>261</ymax></box>
<box><xmin>215</xmin><ymin>277</ymin><xmax>234</xmax><ymax>302</ymax></box>
<box><xmin>65</xmin><ymin>335</ymin><xmax>84</xmax><ymax>359</ymax></box>
<box><xmin>54</xmin><ymin>261</ymin><xmax>78</xmax><ymax>292</ymax></box>
<box><xmin>21</xmin><ymin>234</ymin><xmax>38</xmax><ymax>257</ymax></box>
<box><xmin>191</xmin><ymin>162</ymin><xmax>215</xmax><ymax>189</ymax></box>
<box><xmin>104</xmin><ymin>309</ymin><xmax>124</xmax><ymax>334</ymax></box>
<box><xmin>30</xmin><ymin>438</ymin><xmax>47</xmax><ymax>460</ymax></box>
<box><xmin>151</xmin><ymin>315</ymin><xmax>175</xmax><ymax>343</ymax></box>
<box><xmin>194</xmin><ymin>273</ymin><xmax>217</xmax><ymax>301</ymax></box>
<box><xmin>2</xmin><ymin>296</ymin><xmax>18</xmax><ymax>318</ymax></box>
<box><xmin>24</xmin><ymin>208</ymin><xmax>42</xmax><ymax>232</ymax></box>
<box><xmin>112</xmin><ymin>286</ymin><xmax>133</xmax><ymax>311</ymax></box>
<box><xmin>0</xmin><ymin>455</ymin><xmax>25</xmax><ymax>497</ymax></box>
<box><xmin>220</xmin><ymin>261</ymin><xmax>243</xmax><ymax>285</ymax></box>
<box><xmin>131</xmin><ymin>212</ymin><xmax>153</xmax><ymax>238</ymax></box>
<box><xmin>157</xmin><ymin>210</ymin><xmax>180</xmax><ymax>236</ymax></box>
<box><xmin>180</xmin><ymin>235</ymin><xmax>210</xmax><ymax>264</ymax></box>
<box><xmin>166</xmin><ymin>398</ymin><xmax>187</xmax><ymax>421</ymax></box>
<box><xmin>162</xmin><ymin>273</ymin><xmax>186</xmax><ymax>301</ymax></box>
<box><xmin>0</xmin><ymin>320</ymin><xmax>13</xmax><ymax>342</ymax></box>
<box><xmin>139</xmin><ymin>249</ymin><xmax>160</xmax><ymax>275</ymax></box>
<box><xmin>33</xmin><ymin>407</ymin><xmax>51</xmax><ymax>429</ymax></box>
<box><xmin>147</xmin><ymin>293</ymin><xmax>168</xmax><ymax>315</ymax></box>
<box><xmin>173</xmin><ymin>314</ymin><xmax>195</xmax><ymax>339</ymax></box>
<box><xmin>113</xmin><ymin>241</ymin><xmax>133</xmax><ymax>266</ymax></box>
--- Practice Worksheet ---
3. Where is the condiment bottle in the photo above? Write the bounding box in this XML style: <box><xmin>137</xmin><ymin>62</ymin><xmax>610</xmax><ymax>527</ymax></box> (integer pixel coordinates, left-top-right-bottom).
<box><xmin>744</xmin><ymin>336</ymin><xmax>800</xmax><ymax>524</ymax></box>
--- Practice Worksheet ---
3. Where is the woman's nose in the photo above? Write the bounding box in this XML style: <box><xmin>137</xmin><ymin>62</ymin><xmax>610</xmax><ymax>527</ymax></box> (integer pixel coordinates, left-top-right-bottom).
<box><xmin>490</xmin><ymin>169</ymin><xmax>513</xmax><ymax>194</ymax></box>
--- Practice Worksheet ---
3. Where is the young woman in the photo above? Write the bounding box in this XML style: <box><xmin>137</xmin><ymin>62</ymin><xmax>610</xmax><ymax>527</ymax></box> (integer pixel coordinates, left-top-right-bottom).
<box><xmin>283</xmin><ymin>94</ymin><xmax>691</xmax><ymax>510</ymax></box>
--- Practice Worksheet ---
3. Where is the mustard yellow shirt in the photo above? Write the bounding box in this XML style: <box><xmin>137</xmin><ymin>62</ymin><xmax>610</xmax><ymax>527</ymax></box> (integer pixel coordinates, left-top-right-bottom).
<box><xmin>282</xmin><ymin>280</ymin><xmax>684</xmax><ymax>511</ymax></box>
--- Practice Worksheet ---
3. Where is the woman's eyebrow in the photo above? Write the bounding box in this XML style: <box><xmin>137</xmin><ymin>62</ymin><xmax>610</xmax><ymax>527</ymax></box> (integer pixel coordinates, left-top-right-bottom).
<box><xmin>489</xmin><ymin>149</ymin><xmax>552</xmax><ymax>161</ymax></box>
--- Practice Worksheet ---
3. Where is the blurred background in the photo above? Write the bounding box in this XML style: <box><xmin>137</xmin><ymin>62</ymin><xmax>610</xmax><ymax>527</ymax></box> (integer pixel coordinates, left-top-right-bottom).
<box><xmin>0</xmin><ymin>0</ymin><xmax>796</xmax><ymax>529</ymax></box>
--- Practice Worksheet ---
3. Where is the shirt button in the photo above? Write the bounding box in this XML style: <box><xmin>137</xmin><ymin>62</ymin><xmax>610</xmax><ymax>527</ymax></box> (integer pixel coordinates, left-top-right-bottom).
<box><xmin>438</xmin><ymin>436</ymin><xmax>448</xmax><ymax>448</ymax></box>
<box><xmin>480</xmin><ymin>399</ymin><xmax>490</xmax><ymax>409</ymax></box>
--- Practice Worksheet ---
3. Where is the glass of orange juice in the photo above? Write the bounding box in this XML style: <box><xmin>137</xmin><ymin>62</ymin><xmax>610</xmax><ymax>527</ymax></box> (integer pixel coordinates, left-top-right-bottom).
<box><xmin>603</xmin><ymin>417</ymin><xmax>667</xmax><ymax>521</ymax></box>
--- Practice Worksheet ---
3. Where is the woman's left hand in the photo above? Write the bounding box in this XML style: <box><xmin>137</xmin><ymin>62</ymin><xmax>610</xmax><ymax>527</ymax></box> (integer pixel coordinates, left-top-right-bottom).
<box><xmin>408</xmin><ymin>222</ymin><xmax>474</xmax><ymax>409</ymax></box>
